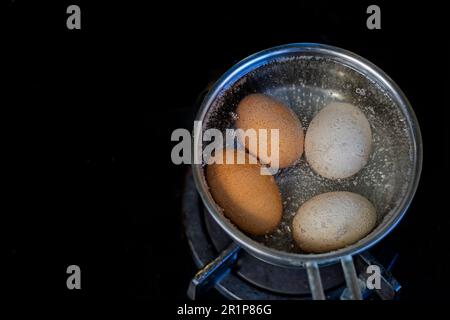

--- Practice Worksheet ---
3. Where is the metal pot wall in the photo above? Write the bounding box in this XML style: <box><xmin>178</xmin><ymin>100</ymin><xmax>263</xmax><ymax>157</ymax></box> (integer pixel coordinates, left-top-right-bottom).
<box><xmin>191</xmin><ymin>43</ymin><xmax>422</xmax><ymax>299</ymax></box>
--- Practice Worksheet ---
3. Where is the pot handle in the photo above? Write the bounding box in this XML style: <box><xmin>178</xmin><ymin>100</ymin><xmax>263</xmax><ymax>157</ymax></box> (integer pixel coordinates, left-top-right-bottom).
<box><xmin>187</xmin><ymin>242</ymin><xmax>241</xmax><ymax>300</ymax></box>
<box><xmin>306</xmin><ymin>255</ymin><xmax>362</xmax><ymax>300</ymax></box>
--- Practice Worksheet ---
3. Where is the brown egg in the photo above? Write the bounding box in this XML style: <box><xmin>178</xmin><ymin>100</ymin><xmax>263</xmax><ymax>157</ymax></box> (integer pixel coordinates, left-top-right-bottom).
<box><xmin>236</xmin><ymin>93</ymin><xmax>304</xmax><ymax>169</ymax></box>
<box><xmin>206</xmin><ymin>148</ymin><xmax>282</xmax><ymax>235</ymax></box>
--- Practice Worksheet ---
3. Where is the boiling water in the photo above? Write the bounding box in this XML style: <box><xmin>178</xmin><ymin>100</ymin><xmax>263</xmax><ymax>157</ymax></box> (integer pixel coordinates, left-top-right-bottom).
<box><xmin>202</xmin><ymin>56</ymin><xmax>414</xmax><ymax>253</ymax></box>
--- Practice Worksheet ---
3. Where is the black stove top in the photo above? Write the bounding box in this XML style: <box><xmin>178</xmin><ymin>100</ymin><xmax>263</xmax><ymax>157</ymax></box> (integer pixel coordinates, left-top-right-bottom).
<box><xmin>5</xmin><ymin>1</ymin><xmax>448</xmax><ymax>306</ymax></box>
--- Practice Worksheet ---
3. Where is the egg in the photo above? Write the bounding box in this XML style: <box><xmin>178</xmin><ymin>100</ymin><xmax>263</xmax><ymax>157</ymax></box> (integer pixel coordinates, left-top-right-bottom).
<box><xmin>206</xmin><ymin>148</ymin><xmax>282</xmax><ymax>235</ymax></box>
<box><xmin>292</xmin><ymin>191</ymin><xmax>377</xmax><ymax>253</ymax></box>
<box><xmin>236</xmin><ymin>93</ymin><xmax>304</xmax><ymax>169</ymax></box>
<box><xmin>305</xmin><ymin>102</ymin><xmax>372</xmax><ymax>179</ymax></box>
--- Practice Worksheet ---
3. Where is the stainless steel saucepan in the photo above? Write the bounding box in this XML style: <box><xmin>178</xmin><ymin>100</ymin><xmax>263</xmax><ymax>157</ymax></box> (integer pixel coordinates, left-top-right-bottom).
<box><xmin>191</xmin><ymin>43</ymin><xmax>422</xmax><ymax>300</ymax></box>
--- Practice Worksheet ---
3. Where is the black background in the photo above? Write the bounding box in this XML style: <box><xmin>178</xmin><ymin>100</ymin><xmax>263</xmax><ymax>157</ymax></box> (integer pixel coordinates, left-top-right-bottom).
<box><xmin>4</xmin><ymin>0</ymin><xmax>450</xmax><ymax>309</ymax></box>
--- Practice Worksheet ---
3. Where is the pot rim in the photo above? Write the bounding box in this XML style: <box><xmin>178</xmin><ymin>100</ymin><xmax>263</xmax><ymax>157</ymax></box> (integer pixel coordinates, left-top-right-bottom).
<box><xmin>192</xmin><ymin>43</ymin><xmax>423</xmax><ymax>267</ymax></box>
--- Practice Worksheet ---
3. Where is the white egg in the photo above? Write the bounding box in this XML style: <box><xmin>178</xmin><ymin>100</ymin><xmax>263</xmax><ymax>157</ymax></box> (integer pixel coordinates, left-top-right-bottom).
<box><xmin>305</xmin><ymin>102</ymin><xmax>372</xmax><ymax>179</ymax></box>
<box><xmin>292</xmin><ymin>191</ymin><xmax>377</xmax><ymax>253</ymax></box>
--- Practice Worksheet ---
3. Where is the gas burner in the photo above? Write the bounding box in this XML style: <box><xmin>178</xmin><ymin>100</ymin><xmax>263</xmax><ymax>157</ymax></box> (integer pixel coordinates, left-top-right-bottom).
<box><xmin>182</xmin><ymin>170</ymin><xmax>401</xmax><ymax>300</ymax></box>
